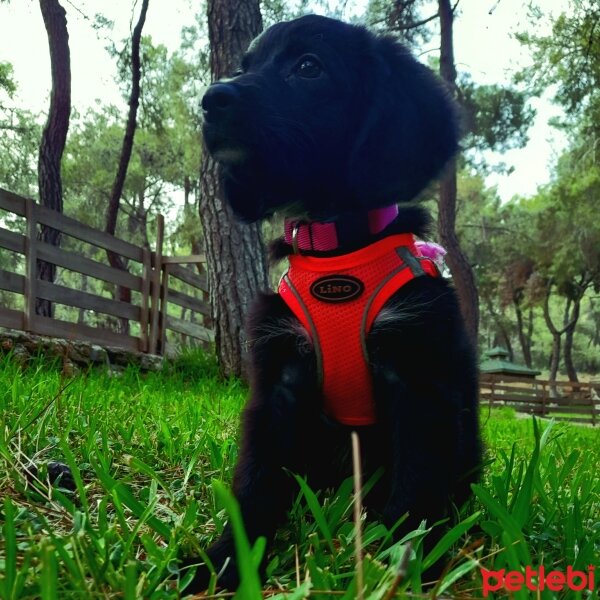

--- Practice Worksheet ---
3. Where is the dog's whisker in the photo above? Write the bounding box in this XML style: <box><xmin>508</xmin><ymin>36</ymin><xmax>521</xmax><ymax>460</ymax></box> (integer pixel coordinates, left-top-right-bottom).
<box><xmin>250</xmin><ymin>318</ymin><xmax>312</xmax><ymax>350</ymax></box>
<box><xmin>373</xmin><ymin>291</ymin><xmax>455</xmax><ymax>330</ymax></box>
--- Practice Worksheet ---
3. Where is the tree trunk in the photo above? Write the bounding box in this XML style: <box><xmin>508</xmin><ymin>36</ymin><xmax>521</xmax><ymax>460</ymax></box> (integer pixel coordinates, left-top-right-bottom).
<box><xmin>105</xmin><ymin>0</ymin><xmax>149</xmax><ymax>334</ymax></box>
<box><xmin>438</xmin><ymin>167</ymin><xmax>480</xmax><ymax>346</ymax></box>
<box><xmin>549</xmin><ymin>333</ymin><xmax>561</xmax><ymax>387</ymax></box>
<box><xmin>37</xmin><ymin>0</ymin><xmax>71</xmax><ymax>317</ymax></box>
<box><xmin>437</xmin><ymin>0</ymin><xmax>479</xmax><ymax>346</ymax></box>
<box><xmin>200</xmin><ymin>0</ymin><xmax>268</xmax><ymax>378</ymax></box>
<box><xmin>563</xmin><ymin>296</ymin><xmax>581</xmax><ymax>383</ymax></box>
<box><xmin>514</xmin><ymin>297</ymin><xmax>533</xmax><ymax>367</ymax></box>
<box><xmin>542</xmin><ymin>285</ymin><xmax>562</xmax><ymax>391</ymax></box>
<box><xmin>184</xmin><ymin>175</ymin><xmax>191</xmax><ymax>208</ymax></box>
<box><xmin>484</xmin><ymin>295</ymin><xmax>513</xmax><ymax>359</ymax></box>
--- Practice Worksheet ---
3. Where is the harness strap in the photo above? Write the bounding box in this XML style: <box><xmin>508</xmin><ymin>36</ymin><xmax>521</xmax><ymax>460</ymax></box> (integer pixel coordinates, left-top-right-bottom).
<box><xmin>278</xmin><ymin>235</ymin><xmax>439</xmax><ymax>426</ymax></box>
<box><xmin>363</xmin><ymin>249</ymin><xmax>438</xmax><ymax>331</ymax></box>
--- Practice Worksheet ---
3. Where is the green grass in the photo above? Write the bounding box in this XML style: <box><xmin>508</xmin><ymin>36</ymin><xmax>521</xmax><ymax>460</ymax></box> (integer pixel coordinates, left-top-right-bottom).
<box><xmin>0</xmin><ymin>351</ymin><xmax>598</xmax><ymax>598</ymax></box>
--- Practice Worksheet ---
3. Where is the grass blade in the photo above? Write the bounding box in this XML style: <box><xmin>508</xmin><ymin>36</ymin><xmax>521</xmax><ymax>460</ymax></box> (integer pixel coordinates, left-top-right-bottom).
<box><xmin>124</xmin><ymin>561</ymin><xmax>138</xmax><ymax>600</ymax></box>
<box><xmin>2</xmin><ymin>497</ymin><xmax>17</xmax><ymax>600</ymax></box>
<box><xmin>212</xmin><ymin>480</ymin><xmax>264</xmax><ymax>597</ymax></box>
<box><xmin>472</xmin><ymin>483</ymin><xmax>532</xmax><ymax>565</ymax></box>
<box><xmin>293</xmin><ymin>474</ymin><xmax>335</xmax><ymax>553</ymax></box>
<box><xmin>40</xmin><ymin>542</ymin><xmax>58</xmax><ymax>600</ymax></box>
<box><xmin>422</xmin><ymin>511</ymin><xmax>481</xmax><ymax>570</ymax></box>
<box><xmin>92</xmin><ymin>458</ymin><xmax>171</xmax><ymax>539</ymax></box>
<box><xmin>58</xmin><ymin>439</ymin><xmax>89</xmax><ymax>513</ymax></box>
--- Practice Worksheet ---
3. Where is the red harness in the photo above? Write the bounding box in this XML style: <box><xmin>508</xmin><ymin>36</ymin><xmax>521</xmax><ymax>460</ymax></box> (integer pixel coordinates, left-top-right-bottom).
<box><xmin>278</xmin><ymin>234</ymin><xmax>439</xmax><ymax>426</ymax></box>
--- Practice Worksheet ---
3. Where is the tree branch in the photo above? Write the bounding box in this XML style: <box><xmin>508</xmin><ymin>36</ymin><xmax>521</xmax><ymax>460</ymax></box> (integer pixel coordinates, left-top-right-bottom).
<box><xmin>0</xmin><ymin>124</ymin><xmax>31</xmax><ymax>133</ymax></box>
<box><xmin>395</xmin><ymin>11</ymin><xmax>439</xmax><ymax>31</ymax></box>
<box><xmin>105</xmin><ymin>0</ymin><xmax>149</xmax><ymax>241</ymax></box>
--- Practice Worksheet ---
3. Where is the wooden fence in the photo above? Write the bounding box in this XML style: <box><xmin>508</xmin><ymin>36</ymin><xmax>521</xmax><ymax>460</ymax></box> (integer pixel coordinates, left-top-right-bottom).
<box><xmin>0</xmin><ymin>187</ymin><xmax>213</xmax><ymax>355</ymax></box>
<box><xmin>480</xmin><ymin>374</ymin><xmax>599</xmax><ymax>426</ymax></box>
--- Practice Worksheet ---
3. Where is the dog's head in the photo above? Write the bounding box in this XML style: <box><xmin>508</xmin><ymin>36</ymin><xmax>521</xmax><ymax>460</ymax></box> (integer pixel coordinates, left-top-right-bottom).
<box><xmin>202</xmin><ymin>15</ymin><xmax>459</xmax><ymax>222</ymax></box>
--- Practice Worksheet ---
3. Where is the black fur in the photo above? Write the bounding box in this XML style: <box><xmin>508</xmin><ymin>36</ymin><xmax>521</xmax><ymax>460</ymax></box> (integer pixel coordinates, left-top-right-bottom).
<box><xmin>189</xmin><ymin>15</ymin><xmax>481</xmax><ymax>592</ymax></box>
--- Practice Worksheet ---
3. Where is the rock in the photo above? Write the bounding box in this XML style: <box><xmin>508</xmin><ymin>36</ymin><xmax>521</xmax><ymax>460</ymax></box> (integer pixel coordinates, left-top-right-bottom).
<box><xmin>69</xmin><ymin>341</ymin><xmax>109</xmax><ymax>367</ymax></box>
<box><xmin>47</xmin><ymin>461</ymin><xmax>77</xmax><ymax>492</ymax></box>
<box><xmin>23</xmin><ymin>461</ymin><xmax>77</xmax><ymax>492</ymax></box>
<box><xmin>107</xmin><ymin>365</ymin><xmax>125</xmax><ymax>377</ymax></box>
<box><xmin>105</xmin><ymin>346</ymin><xmax>134</xmax><ymax>367</ymax></box>
<box><xmin>0</xmin><ymin>329</ymin><xmax>168</xmax><ymax>373</ymax></box>
<box><xmin>12</xmin><ymin>344</ymin><xmax>30</xmax><ymax>368</ymax></box>
<box><xmin>139</xmin><ymin>353</ymin><xmax>164</xmax><ymax>372</ymax></box>
<box><xmin>61</xmin><ymin>358</ymin><xmax>79</xmax><ymax>378</ymax></box>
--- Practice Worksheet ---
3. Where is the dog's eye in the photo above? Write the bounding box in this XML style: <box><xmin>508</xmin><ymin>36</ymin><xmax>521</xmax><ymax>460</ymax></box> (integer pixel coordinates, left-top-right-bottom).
<box><xmin>296</xmin><ymin>56</ymin><xmax>322</xmax><ymax>78</ymax></box>
<box><xmin>232</xmin><ymin>67</ymin><xmax>244</xmax><ymax>76</ymax></box>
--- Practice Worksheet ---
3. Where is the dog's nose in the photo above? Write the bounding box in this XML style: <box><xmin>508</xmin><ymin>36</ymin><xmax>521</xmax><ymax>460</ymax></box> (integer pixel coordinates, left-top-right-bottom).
<box><xmin>202</xmin><ymin>83</ymin><xmax>240</xmax><ymax>122</ymax></box>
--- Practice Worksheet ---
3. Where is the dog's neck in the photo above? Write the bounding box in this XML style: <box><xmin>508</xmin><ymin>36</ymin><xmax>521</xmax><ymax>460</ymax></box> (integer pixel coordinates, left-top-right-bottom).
<box><xmin>273</xmin><ymin>204</ymin><xmax>431</xmax><ymax>259</ymax></box>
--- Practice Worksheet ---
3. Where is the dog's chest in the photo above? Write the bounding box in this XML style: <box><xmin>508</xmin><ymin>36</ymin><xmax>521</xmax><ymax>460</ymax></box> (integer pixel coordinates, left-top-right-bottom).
<box><xmin>278</xmin><ymin>234</ymin><xmax>438</xmax><ymax>426</ymax></box>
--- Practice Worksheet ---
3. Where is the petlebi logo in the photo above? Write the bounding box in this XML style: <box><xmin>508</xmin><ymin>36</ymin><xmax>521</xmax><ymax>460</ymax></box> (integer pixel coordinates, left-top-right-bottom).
<box><xmin>482</xmin><ymin>565</ymin><xmax>596</xmax><ymax>596</ymax></box>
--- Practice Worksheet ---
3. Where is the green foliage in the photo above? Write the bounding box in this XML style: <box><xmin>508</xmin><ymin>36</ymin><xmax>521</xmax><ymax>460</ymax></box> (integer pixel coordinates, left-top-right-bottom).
<box><xmin>0</xmin><ymin>64</ymin><xmax>42</xmax><ymax>309</ymax></box>
<box><xmin>459</xmin><ymin>75</ymin><xmax>536</xmax><ymax>157</ymax></box>
<box><xmin>0</xmin><ymin>88</ymin><xmax>41</xmax><ymax>197</ymax></box>
<box><xmin>455</xmin><ymin>144</ymin><xmax>600</xmax><ymax>372</ymax></box>
<box><xmin>62</xmin><ymin>33</ymin><xmax>204</xmax><ymax>243</ymax></box>
<box><xmin>261</xmin><ymin>0</ymin><xmax>311</xmax><ymax>27</ymax></box>
<box><xmin>0</xmin><ymin>353</ymin><xmax>598</xmax><ymax>597</ymax></box>
<box><xmin>363</xmin><ymin>1</ymin><xmax>536</xmax><ymax>169</ymax></box>
<box><xmin>0</xmin><ymin>61</ymin><xmax>16</xmax><ymax>97</ymax></box>
<box><xmin>516</xmin><ymin>0</ymin><xmax>600</xmax><ymax>122</ymax></box>
<box><xmin>365</xmin><ymin>0</ymin><xmax>435</xmax><ymax>47</ymax></box>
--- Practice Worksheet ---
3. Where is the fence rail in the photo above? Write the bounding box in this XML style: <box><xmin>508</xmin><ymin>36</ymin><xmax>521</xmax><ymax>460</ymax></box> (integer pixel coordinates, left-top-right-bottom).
<box><xmin>0</xmin><ymin>188</ymin><xmax>213</xmax><ymax>354</ymax></box>
<box><xmin>480</xmin><ymin>374</ymin><xmax>599</xmax><ymax>426</ymax></box>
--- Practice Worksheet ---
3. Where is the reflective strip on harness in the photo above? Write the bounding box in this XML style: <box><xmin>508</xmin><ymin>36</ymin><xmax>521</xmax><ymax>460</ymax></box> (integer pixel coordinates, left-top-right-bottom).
<box><xmin>278</xmin><ymin>234</ymin><xmax>439</xmax><ymax>426</ymax></box>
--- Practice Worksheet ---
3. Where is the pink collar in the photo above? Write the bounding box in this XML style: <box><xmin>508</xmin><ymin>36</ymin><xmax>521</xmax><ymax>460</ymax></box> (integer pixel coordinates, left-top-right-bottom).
<box><xmin>284</xmin><ymin>205</ymin><xmax>399</xmax><ymax>253</ymax></box>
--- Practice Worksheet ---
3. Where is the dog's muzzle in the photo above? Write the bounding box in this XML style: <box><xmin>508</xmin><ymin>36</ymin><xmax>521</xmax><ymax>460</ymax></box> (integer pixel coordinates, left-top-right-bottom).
<box><xmin>202</xmin><ymin>83</ymin><xmax>248</xmax><ymax>163</ymax></box>
<box><xmin>202</xmin><ymin>82</ymin><xmax>241</xmax><ymax>123</ymax></box>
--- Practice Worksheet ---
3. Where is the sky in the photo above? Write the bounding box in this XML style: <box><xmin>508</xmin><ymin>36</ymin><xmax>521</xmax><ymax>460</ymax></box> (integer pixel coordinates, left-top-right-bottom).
<box><xmin>0</xmin><ymin>0</ymin><xmax>570</xmax><ymax>202</ymax></box>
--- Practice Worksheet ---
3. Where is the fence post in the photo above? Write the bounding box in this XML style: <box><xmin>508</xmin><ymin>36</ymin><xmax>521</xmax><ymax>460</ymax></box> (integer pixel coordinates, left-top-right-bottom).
<box><xmin>541</xmin><ymin>380</ymin><xmax>548</xmax><ymax>417</ymax></box>
<box><xmin>159</xmin><ymin>263</ymin><xmax>170</xmax><ymax>355</ymax></box>
<box><xmin>149</xmin><ymin>214</ymin><xmax>164</xmax><ymax>354</ymax></box>
<box><xmin>197</xmin><ymin>259</ymin><xmax>212</xmax><ymax>348</ymax></box>
<box><xmin>24</xmin><ymin>198</ymin><xmax>37</xmax><ymax>332</ymax></box>
<box><xmin>588</xmin><ymin>382</ymin><xmax>597</xmax><ymax>426</ymax></box>
<box><xmin>140</xmin><ymin>247</ymin><xmax>151</xmax><ymax>353</ymax></box>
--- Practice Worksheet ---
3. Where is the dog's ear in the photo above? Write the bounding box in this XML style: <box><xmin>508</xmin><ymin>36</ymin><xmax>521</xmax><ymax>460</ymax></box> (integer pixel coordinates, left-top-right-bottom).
<box><xmin>347</xmin><ymin>34</ymin><xmax>460</xmax><ymax>206</ymax></box>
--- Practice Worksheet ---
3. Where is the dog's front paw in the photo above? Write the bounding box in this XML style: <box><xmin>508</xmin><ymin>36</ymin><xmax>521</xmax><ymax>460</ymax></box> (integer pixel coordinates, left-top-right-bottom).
<box><xmin>179</xmin><ymin>544</ymin><xmax>240</xmax><ymax>594</ymax></box>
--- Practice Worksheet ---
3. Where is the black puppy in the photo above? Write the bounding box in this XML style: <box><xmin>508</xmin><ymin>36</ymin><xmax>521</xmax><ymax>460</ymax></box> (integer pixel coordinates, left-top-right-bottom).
<box><xmin>190</xmin><ymin>14</ymin><xmax>481</xmax><ymax>591</ymax></box>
